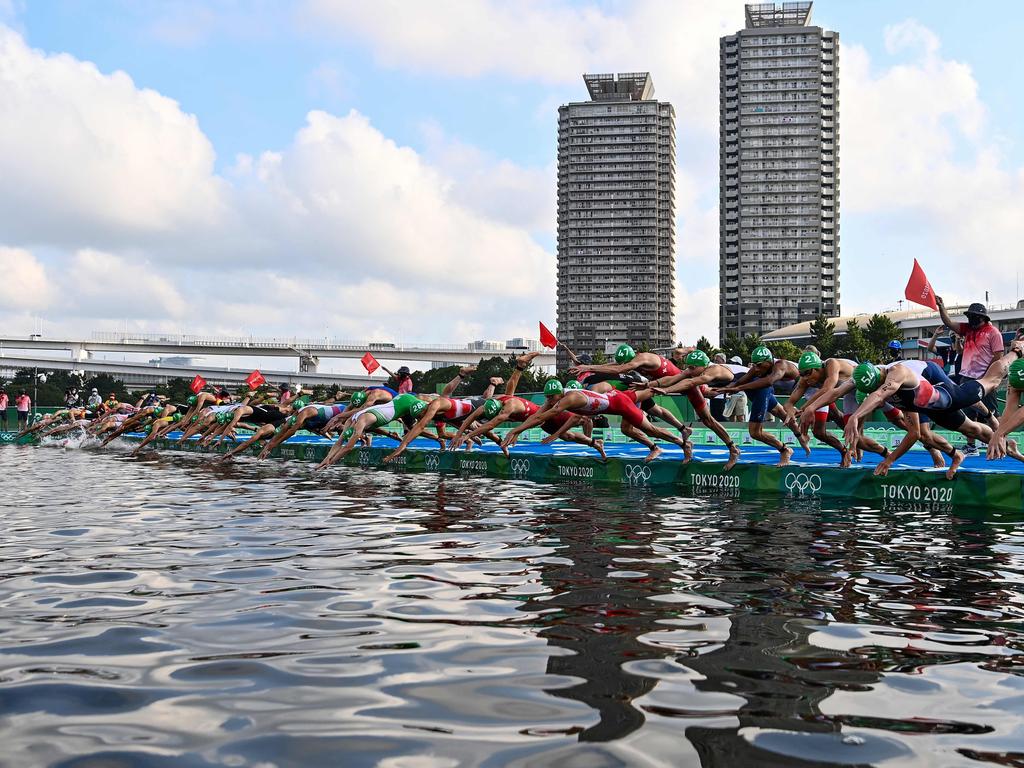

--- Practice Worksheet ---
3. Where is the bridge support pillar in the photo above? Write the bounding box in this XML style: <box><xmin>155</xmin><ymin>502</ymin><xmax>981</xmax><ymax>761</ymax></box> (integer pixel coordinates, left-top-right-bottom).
<box><xmin>70</xmin><ymin>344</ymin><xmax>91</xmax><ymax>362</ymax></box>
<box><xmin>299</xmin><ymin>354</ymin><xmax>319</xmax><ymax>374</ymax></box>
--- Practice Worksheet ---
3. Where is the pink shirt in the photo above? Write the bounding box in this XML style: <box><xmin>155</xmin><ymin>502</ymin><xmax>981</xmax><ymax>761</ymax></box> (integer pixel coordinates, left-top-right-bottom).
<box><xmin>958</xmin><ymin>322</ymin><xmax>1004</xmax><ymax>379</ymax></box>
<box><xmin>0</xmin><ymin>394</ymin><xmax>7</xmax><ymax>410</ymax></box>
<box><xmin>15</xmin><ymin>395</ymin><xmax>30</xmax><ymax>412</ymax></box>
<box><xmin>398</xmin><ymin>378</ymin><xmax>413</xmax><ymax>394</ymax></box>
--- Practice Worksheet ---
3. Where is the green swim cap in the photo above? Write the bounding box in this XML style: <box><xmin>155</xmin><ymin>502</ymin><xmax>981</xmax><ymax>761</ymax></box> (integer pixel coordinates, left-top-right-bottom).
<box><xmin>855</xmin><ymin>389</ymin><xmax>869</xmax><ymax>404</ymax></box>
<box><xmin>287</xmin><ymin>415</ymin><xmax>297</xmax><ymax>426</ymax></box>
<box><xmin>171</xmin><ymin>413</ymin><xmax>182</xmax><ymax>423</ymax></box>
<box><xmin>798</xmin><ymin>351</ymin><xmax>823</xmax><ymax>372</ymax></box>
<box><xmin>410</xmin><ymin>400</ymin><xmax>427</xmax><ymax>417</ymax></box>
<box><xmin>349</xmin><ymin>391</ymin><xmax>368</xmax><ymax>407</ymax></box>
<box><xmin>187</xmin><ymin>395</ymin><xmax>197</xmax><ymax>406</ymax></box>
<box><xmin>292</xmin><ymin>397</ymin><xmax>310</xmax><ymax>410</ymax></box>
<box><xmin>215</xmin><ymin>412</ymin><xmax>228</xmax><ymax>424</ymax></box>
<box><xmin>853</xmin><ymin>362</ymin><xmax>881</xmax><ymax>393</ymax></box>
<box><xmin>143</xmin><ymin>425</ymin><xmax>153</xmax><ymax>435</ymax></box>
<box><xmin>1009</xmin><ymin>358</ymin><xmax>1024</xmax><ymax>390</ymax></box>
<box><xmin>751</xmin><ymin>346</ymin><xmax>774</xmax><ymax>364</ymax></box>
<box><xmin>565</xmin><ymin>380</ymin><xmax>583</xmax><ymax>390</ymax></box>
<box><xmin>342</xmin><ymin>427</ymin><xmax>354</xmax><ymax>441</ymax></box>
<box><xmin>543</xmin><ymin>379</ymin><xmax>564</xmax><ymax>397</ymax></box>
<box><xmin>685</xmin><ymin>350</ymin><xmax>711</xmax><ymax>368</ymax></box>
<box><xmin>483</xmin><ymin>398</ymin><xmax>502</xmax><ymax>418</ymax></box>
<box><xmin>615</xmin><ymin>344</ymin><xmax>636</xmax><ymax>364</ymax></box>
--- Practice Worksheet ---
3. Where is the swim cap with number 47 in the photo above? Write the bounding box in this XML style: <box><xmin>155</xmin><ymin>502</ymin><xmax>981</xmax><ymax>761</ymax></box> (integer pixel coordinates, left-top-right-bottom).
<box><xmin>615</xmin><ymin>344</ymin><xmax>636</xmax><ymax>364</ymax></box>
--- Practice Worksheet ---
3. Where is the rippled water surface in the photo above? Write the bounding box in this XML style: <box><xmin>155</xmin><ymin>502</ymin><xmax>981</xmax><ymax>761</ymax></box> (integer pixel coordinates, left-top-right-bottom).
<box><xmin>3</xmin><ymin>447</ymin><xmax>1024</xmax><ymax>767</ymax></box>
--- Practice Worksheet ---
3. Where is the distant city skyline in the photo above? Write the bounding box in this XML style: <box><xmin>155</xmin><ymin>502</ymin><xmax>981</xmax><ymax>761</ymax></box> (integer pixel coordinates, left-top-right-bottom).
<box><xmin>1</xmin><ymin>1</ymin><xmax>1022</xmax><ymax>354</ymax></box>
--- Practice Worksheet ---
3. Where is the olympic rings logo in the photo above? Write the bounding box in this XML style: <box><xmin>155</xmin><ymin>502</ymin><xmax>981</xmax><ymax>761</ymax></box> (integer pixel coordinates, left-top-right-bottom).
<box><xmin>509</xmin><ymin>458</ymin><xmax>531</xmax><ymax>476</ymax></box>
<box><xmin>784</xmin><ymin>472</ymin><xmax>822</xmax><ymax>495</ymax></box>
<box><xmin>623</xmin><ymin>464</ymin><xmax>652</xmax><ymax>485</ymax></box>
<box><xmin>304</xmin><ymin>446</ymin><xmax>315</xmax><ymax>460</ymax></box>
<box><xmin>424</xmin><ymin>454</ymin><xmax>440</xmax><ymax>471</ymax></box>
<box><xmin>358</xmin><ymin>451</ymin><xmax>371</xmax><ymax>466</ymax></box>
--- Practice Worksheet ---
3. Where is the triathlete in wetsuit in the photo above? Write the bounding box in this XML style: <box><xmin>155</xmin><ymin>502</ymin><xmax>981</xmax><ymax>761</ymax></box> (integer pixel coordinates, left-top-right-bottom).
<box><xmin>569</xmin><ymin>344</ymin><xmax>691</xmax><ymax>437</ymax></box>
<box><xmin>642</xmin><ymin>350</ymin><xmax>741</xmax><ymax>469</ymax></box>
<box><xmin>846</xmin><ymin>344</ymin><xmax>1024</xmax><ymax>478</ymax></box>
<box><xmin>717</xmin><ymin>347</ymin><xmax>810</xmax><ymax>465</ymax></box>
<box><xmin>451</xmin><ymin>380</ymin><xmax>606</xmax><ymax>460</ymax></box>
<box><xmin>988</xmin><ymin>358</ymin><xmax>1024</xmax><ymax>462</ymax></box>
<box><xmin>503</xmin><ymin>384</ymin><xmax>689</xmax><ymax>463</ymax></box>
<box><xmin>316</xmin><ymin>393</ymin><xmax>428</xmax><ymax>470</ymax></box>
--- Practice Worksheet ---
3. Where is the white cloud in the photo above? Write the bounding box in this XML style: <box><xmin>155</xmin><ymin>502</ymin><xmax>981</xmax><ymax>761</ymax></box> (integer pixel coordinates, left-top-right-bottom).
<box><xmin>0</xmin><ymin>246</ymin><xmax>53</xmax><ymax>311</ymax></box>
<box><xmin>61</xmin><ymin>249</ymin><xmax>187</xmax><ymax>320</ymax></box>
<box><xmin>0</xmin><ymin>26</ymin><xmax>226</xmax><ymax>248</ymax></box>
<box><xmin>841</xmin><ymin>20</ymin><xmax>1024</xmax><ymax>308</ymax></box>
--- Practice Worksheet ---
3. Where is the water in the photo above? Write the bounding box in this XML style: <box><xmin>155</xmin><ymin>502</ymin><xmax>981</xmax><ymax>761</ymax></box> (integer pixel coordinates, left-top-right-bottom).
<box><xmin>3</xmin><ymin>447</ymin><xmax>1024</xmax><ymax>767</ymax></box>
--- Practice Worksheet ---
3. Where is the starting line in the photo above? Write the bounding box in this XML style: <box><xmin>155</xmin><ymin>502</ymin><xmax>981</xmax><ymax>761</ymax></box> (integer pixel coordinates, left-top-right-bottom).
<box><xmin>134</xmin><ymin>432</ymin><xmax>1024</xmax><ymax>512</ymax></box>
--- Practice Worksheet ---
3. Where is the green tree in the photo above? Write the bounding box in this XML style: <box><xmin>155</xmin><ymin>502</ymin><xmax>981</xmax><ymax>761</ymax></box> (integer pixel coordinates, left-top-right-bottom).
<box><xmin>837</xmin><ymin>320</ymin><xmax>872</xmax><ymax>362</ymax></box>
<box><xmin>591</xmin><ymin>349</ymin><xmax>608</xmax><ymax>364</ymax></box>
<box><xmin>695</xmin><ymin>336</ymin><xmax>718</xmax><ymax>356</ymax></box>
<box><xmin>720</xmin><ymin>332</ymin><xmax>745</xmax><ymax>360</ymax></box>
<box><xmin>765</xmin><ymin>340</ymin><xmax>802</xmax><ymax>361</ymax></box>
<box><xmin>864</xmin><ymin>314</ymin><xmax>902</xmax><ymax>361</ymax></box>
<box><xmin>808</xmin><ymin>315</ymin><xmax>837</xmax><ymax>358</ymax></box>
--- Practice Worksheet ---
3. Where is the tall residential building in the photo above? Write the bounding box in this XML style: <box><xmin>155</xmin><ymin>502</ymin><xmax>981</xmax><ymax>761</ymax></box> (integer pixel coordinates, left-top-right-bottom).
<box><xmin>719</xmin><ymin>2</ymin><xmax>839</xmax><ymax>341</ymax></box>
<box><xmin>556</xmin><ymin>72</ymin><xmax>676</xmax><ymax>367</ymax></box>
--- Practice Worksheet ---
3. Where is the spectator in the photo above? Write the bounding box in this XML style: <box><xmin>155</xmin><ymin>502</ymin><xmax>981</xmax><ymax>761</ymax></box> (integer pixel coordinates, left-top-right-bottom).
<box><xmin>278</xmin><ymin>383</ymin><xmax>293</xmax><ymax>405</ymax></box>
<box><xmin>723</xmin><ymin>355</ymin><xmax>748</xmax><ymax>421</ymax></box>
<box><xmin>15</xmin><ymin>390</ymin><xmax>31</xmax><ymax>428</ymax></box>
<box><xmin>0</xmin><ymin>389</ymin><xmax>7</xmax><ymax>430</ymax></box>
<box><xmin>394</xmin><ymin>366</ymin><xmax>414</xmax><ymax>394</ymax></box>
<box><xmin>709</xmin><ymin>354</ymin><xmax>728</xmax><ymax>421</ymax></box>
<box><xmin>936</xmin><ymin>297</ymin><xmax>1004</xmax><ymax>455</ymax></box>
<box><xmin>87</xmin><ymin>388</ymin><xmax>102</xmax><ymax>408</ymax></box>
<box><xmin>926</xmin><ymin>326</ymin><xmax>963</xmax><ymax>374</ymax></box>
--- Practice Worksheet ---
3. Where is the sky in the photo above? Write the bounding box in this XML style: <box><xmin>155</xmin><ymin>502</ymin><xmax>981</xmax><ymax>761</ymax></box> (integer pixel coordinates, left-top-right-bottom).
<box><xmin>2</xmin><ymin>0</ymin><xmax>1024</xmax><ymax>354</ymax></box>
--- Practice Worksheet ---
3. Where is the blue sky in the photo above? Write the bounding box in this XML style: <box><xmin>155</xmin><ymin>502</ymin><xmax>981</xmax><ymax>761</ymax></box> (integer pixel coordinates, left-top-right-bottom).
<box><xmin>1</xmin><ymin>0</ymin><xmax>1022</xmax><ymax>351</ymax></box>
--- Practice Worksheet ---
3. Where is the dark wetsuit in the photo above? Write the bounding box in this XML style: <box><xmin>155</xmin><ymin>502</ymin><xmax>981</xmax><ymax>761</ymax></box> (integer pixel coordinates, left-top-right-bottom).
<box><xmin>890</xmin><ymin>360</ymin><xmax>984</xmax><ymax>430</ymax></box>
<box><xmin>246</xmin><ymin>405</ymin><xmax>287</xmax><ymax>428</ymax></box>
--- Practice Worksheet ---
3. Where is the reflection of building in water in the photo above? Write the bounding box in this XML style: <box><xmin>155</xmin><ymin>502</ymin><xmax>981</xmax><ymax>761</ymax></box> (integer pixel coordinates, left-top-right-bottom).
<box><xmin>522</xmin><ymin>494</ymin><xmax>682</xmax><ymax>742</ymax></box>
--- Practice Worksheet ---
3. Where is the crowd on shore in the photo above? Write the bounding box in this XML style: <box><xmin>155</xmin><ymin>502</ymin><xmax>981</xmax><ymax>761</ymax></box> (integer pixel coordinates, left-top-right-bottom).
<box><xmin>9</xmin><ymin>296</ymin><xmax>1024</xmax><ymax>480</ymax></box>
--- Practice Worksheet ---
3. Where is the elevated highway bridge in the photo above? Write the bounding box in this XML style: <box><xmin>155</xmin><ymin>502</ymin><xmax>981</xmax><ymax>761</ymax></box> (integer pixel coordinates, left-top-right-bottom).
<box><xmin>0</xmin><ymin>332</ymin><xmax>554</xmax><ymax>371</ymax></box>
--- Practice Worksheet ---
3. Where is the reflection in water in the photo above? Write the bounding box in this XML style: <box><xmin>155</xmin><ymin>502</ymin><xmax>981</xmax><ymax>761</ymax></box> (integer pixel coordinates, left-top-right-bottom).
<box><xmin>1</xmin><ymin>447</ymin><xmax>1024</xmax><ymax>767</ymax></box>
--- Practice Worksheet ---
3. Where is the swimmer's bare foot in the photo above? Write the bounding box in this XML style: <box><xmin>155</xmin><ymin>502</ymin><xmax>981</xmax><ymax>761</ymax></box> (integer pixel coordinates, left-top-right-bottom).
<box><xmin>929</xmin><ymin>449</ymin><xmax>946</xmax><ymax>469</ymax></box>
<box><xmin>680</xmin><ymin>440</ymin><xmax>693</xmax><ymax>464</ymax></box>
<box><xmin>840</xmin><ymin>450</ymin><xmax>852</xmax><ymax>468</ymax></box>
<box><xmin>945</xmin><ymin>450</ymin><xmax>964</xmax><ymax>480</ymax></box>
<box><xmin>644</xmin><ymin>445</ymin><xmax>663</xmax><ymax>463</ymax></box>
<box><xmin>798</xmin><ymin>433</ymin><xmax>811</xmax><ymax>457</ymax></box>
<box><xmin>500</xmin><ymin>443</ymin><xmax>509</xmax><ymax>458</ymax></box>
<box><xmin>516</xmin><ymin>352</ymin><xmax>541</xmax><ymax>369</ymax></box>
<box><xmin>593</xmin><ymin>438</ymin><xmax>606</xmax><ymax>461</ymax></box>
<box><xmin>724</xmin><ymin>444</ymin><xmax>740</xmax><ymax>471</ymax></box>
<box><xmin>776</xmin><ymin>446</ymin><xmax>793</xmax><ymax>467</ymax></box>
<box><xmin>1008</xmin><ymin>439</ymin><xmax>1024</xmax><ymax>463</ymax></box>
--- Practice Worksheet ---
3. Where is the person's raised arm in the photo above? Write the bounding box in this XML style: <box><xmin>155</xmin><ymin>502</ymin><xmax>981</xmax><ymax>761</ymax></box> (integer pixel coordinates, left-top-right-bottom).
<box><xmin>926</xmin><ymin>325</ymin><xmax>943</xmax><ymax>354</ymax></box>
<box><xmin>935</xmin><ymin>295</ymin><xmax>958</xmax><ymax>331</ymax></box>
<box><xmin>569</xmin><ymin>360</ymin><xmax>634</xmax><ymax>376</ymax></box>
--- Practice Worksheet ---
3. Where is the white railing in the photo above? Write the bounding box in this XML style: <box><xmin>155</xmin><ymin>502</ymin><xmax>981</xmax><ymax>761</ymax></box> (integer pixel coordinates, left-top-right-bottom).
<box><xmin>87</xmin><ymin>332</ymin><xmax>531</xmax><ymax>354</ymax></box>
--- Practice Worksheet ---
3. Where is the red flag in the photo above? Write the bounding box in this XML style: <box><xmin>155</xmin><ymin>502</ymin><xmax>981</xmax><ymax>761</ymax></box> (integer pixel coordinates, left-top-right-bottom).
<box><xmin>189</xmin><ymin>374</ymin><xmax>207</xmax><ymax>394</ymax></box>
<box><xmin>904</xmin><ymin>259</ymin><xmax>938</xmax><ymax>310</ymax></box>
<box><xmin>360</xmin><ymin>352</ymin><xmax>380</xmax><ymax>374</ymax></box>
<box><xmin>245</xmin><ymin>370</ymin><xmax>266</xmax><ymax>389</ymax></box>
<box><xmin>539</xmin><ymin>322</ymin><xmax>558</xmax><ymax>349</ymax></box>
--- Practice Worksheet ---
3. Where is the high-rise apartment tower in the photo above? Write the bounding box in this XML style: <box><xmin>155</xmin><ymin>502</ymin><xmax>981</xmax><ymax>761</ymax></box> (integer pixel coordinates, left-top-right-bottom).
<box><xmin>719</xmin><ymin>2</ymin><xmax>839</xmax><ymax>341</ymax></box>
<box><xmin>556</xmin><ymin>73</ymin><xmax>676</xmax><ymax>367</ymax></box>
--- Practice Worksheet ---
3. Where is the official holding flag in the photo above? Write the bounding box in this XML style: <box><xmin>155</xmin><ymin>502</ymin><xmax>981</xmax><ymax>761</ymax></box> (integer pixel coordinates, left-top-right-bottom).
<box><xmin>935</xmin><ymin>294</ymin><xmax>1004</xmax><ymax>455</ymax></box>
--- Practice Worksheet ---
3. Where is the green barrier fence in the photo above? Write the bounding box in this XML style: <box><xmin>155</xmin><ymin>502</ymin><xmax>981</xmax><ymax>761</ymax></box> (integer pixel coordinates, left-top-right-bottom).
<box><xmin>151</xmin><ymin>435</ymin><xmax>1024</xmax><ymax>513</ymax></box>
